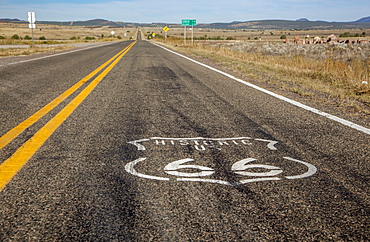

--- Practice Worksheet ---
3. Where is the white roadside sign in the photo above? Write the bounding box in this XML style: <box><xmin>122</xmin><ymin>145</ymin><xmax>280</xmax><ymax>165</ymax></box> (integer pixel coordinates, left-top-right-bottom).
<box><xmin>28</xmin><ymin>12</ymin><xmax>36</xmax><ymax>29</ymax></box>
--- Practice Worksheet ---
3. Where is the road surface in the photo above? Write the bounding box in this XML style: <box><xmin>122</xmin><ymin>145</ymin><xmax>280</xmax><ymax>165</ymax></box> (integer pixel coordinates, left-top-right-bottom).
<box><xmin>0</xmin><ymin>39</ymin><xmax>369</xmax><ymax>241</ymax></box>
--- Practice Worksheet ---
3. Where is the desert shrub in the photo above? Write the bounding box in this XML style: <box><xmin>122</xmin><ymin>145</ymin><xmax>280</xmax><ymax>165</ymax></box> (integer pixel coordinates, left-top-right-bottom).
<box><xmin>0</xmin><ymin>36</ymin><xmax>6</xmax><ymax>39</ymax></box>
<box><xmin>39</xmin><ymin>36</ymin><xmax>46</xmax><ymax>40</ymax></box>
<box><xmin>340</xmin><ymin>32</ymin><xmax>351</xmax><ymax>38</ymax></box>
<box><xmin>11</xmin><ymin>34</ymin><xmax>20</xmax><ymax>39</ymax></box>
<box><xmin>24</xmin><ymin>35</ymin><xmax>32</xmax><ymax>40</ymax></box>
<box><xmin>84</xmin><ymin>36</ymin><xmax>95</xmax><ymax>40</ymax></box>
<box><xmin>280</xmin><ymin>35</ymin><xmax>287</xmax><ymax>39</ymax></box>
<box><xmin>340</xmin><ymin>32</ymin><xmax>366</xmax><ymax>38</ymax></box>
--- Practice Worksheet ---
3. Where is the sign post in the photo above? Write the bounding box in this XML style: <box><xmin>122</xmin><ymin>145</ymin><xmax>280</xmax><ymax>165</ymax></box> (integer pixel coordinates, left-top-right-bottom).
<box><xmin>182</xmin><ymin>19</ymin><xmax>196</xmax><ymax>46</ymax></box>
<box><xmin>28</xmin><ymin>12</ymin><xmax>36</xmax><ymax>47</ymax></box>
<box><xmin>163</xmin><ymin>26</ymin><xmax>169</xmax><ymax>42</ymax></box>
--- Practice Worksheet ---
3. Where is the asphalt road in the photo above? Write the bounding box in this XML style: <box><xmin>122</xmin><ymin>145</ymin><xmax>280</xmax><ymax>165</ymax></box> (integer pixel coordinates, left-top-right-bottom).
<box><xmin>0</xmin><ymin>39</ymin><xmax>369</xmax><ymax>241</ymax></box>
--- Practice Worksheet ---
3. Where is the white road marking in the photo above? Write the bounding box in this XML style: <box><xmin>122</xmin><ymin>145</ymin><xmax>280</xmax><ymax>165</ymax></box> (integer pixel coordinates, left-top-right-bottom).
<box><xmin>231</xmin><ymin>158</ymin><xmax>283</xmax><ymax>177</ymax></box>
<box><xmin>237</xmin><ymin>177</ymin><xmax>281</xmax><ymax>185</ymax></box>
<box><xmin>127</xmin><ymin>137</ymin><xmax>279</xmax><ymax>151</ymax></box>
<box><xmin>124</xmin><ymin>156</ymin><xmax>317</xmax><ymax>185</ymax></box>
<box><xmin>164</xmin><ymin>158</ymin><xmax>215</xmax><ymax>177</ymax></box>
<box><xmin>283</xmin><ymin>157</ymin><xmax>318</xmax><ymax>180</ymax></box>
<box><xmin>176</xmin><ymin>178</ymin><xmax>233</xmax><ymax>186</ymax></box>
<box><xmin>127</xmin><ymin>139</ymin><xmax>150</xmax><ymax>151</ymax></box>
<box><xmin>254</xmin><ymin>139</ymin><xmax>279</xmax><ymax>150</ymax></box>
<box><xmin>125</xmin><ymin>158</ymin><xmax>170</xmax><ymax>181</ymax></box>
<box><xmin>152</xmin><ymin>42</ymin><xmax>370</xmax><ymax>135</ymax></box>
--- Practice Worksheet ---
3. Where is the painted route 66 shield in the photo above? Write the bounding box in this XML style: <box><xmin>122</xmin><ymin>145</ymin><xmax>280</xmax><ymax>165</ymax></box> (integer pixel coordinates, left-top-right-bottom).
<box><xmin>125</xmin><ymin>137</ymin><xmax>317</xmax><ymax>186</ymax></box>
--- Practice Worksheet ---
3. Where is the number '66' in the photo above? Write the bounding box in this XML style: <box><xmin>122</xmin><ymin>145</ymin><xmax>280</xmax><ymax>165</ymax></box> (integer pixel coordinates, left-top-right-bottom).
<box><xmin>164</xmin><ymin>158</ymin><xmax>282</xmax><ymax>177</ymax></box>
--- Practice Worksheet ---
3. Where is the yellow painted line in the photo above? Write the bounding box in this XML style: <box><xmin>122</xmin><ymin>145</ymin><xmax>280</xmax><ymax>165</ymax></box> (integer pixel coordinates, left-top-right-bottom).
<box><xmin>0</xmin><ymin>41</ymin><xmax>136</xmax><ymax>191</ymax></box>
<box><xmin>0</xmin><ymin>42</ymin><xmax>133</xmax><ymax>150</ymax></box>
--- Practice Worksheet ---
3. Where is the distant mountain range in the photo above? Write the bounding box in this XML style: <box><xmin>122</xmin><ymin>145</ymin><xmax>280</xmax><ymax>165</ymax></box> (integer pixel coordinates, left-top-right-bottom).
<box><xmin>1</xmin><ymin>17</ymin><xmax>370</xmax><ymax>29</ymax></box>
<box><xmin>295</xmin><ymin>16</ymin><xmax>370</xmax><ymax>23</ymax></box>
<box><xmin>354</xmin><ymin>16</ymin><xmax>370</xmax><ymax>23</ymax></box>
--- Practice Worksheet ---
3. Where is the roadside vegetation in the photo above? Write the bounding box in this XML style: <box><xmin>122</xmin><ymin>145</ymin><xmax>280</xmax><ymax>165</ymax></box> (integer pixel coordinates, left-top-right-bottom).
<box><xmin>0</xmin><ymin>45</ymin><xmax>75</xmax><ymax>57</ymax></box>
<box><xmin>0</xmin><ymin>23</ymin><xmax>136</xmax><ymax>57</ymax></box>
<box><xmin>0</xmin><ymin>35</ymin><xmax>124</xmax><ymax>57</ymax></box>
<box><xmin>154</xmin><ymin>36</ymin><xmax>370</xmax><ymax>116</ymax></box>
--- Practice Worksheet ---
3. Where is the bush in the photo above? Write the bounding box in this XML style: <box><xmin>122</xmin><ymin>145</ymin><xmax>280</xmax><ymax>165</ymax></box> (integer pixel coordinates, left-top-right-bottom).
<box><xmin>280</xmin><ymin>35</ymin><xmax>287</xmax><ymax>39</ymax></box>
<box><xmin>0</xmin><ymin>36</ymin><xmax>6</xmax><ymax>39</ymax></box>
<box><xmin>70</xmin><ymin>36</ymin><xmax>77</xmax><ymax>40</ymax></box>
<box><xmin>24</xmin><ymin>35</ymin><xmax>32</xmax><ymax>40</ymax></box>
<box><xmin>339</xmin><ymin>32</ymin><xmax>366</xmax><ymax>38</ymax></box>
<box><xmin>340</xmin><ymin>32</ymin><xmax>351</xmax><ymax>38</ymax></box>
<box><xmin>11</xmin><ymin>34</ymin><xmax>20</xmax><ymax>39</ymax></box>
<box><xmin>84</xmin><ymin>36</ymin><xmax>96</xmax><ymax>40</ymax></box>
<box><xmin>39</xmin><ymin>36</ymin><xmax>46</xmax><ymax>40</ymax></box>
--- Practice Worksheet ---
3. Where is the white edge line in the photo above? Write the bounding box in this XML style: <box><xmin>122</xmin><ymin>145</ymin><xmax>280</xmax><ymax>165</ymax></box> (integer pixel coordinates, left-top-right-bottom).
<box><xmin>1</xmin><ymin>42</ymin><xmax>120</xmax><ymax>67</ymax></box>
<box><xmin>151</xmin><ymin>42</ymin><xmax>370</xmax><ymax>135</ymax></box>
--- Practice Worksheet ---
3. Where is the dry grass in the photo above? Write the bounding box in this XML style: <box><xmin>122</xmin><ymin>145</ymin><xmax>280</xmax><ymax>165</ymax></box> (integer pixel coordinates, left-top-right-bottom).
<box><xmin>142</xmin><ymin>26</ymin><xmax>370</xmax><ymax>42</ymax></box>
<box><xmin>156</xmin><ymin>37</ymin><xmax>370</xmax><ymax>115</ymax></box>
<box><xmin>0</xmin><ymin>23</ymin><xmax>137</xmax><ymax>41</ymax></box>
<box><xmin>0</xmin><ymin>45</ymin><xmax>75</xmax><ymax>57</ymax></box>
<box><xmin>0</xmin><ymin>22</ymin><xmax>137</xmax><ymax>57</ymax></box>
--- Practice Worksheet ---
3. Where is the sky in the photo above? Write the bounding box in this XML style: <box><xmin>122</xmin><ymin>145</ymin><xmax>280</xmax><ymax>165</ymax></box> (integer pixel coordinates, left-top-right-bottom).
<box><xmin>0</xmin><ymin>0</ymin><xmax>369</xmax><ymax>23</ymax></box>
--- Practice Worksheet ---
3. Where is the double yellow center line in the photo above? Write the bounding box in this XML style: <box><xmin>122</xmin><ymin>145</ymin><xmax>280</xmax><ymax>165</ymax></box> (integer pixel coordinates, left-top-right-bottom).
<box><xmin>0</xmin><ymin>41</ymin><xmax>136</xmax><ymax>191</ymax></box>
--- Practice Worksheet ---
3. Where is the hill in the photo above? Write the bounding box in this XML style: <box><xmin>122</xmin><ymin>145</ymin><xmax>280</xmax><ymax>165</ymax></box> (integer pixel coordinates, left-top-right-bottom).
<box><xmin>355</xmin><ymin>16</ymin><xmax>370</xmax><ymax>23</ymax></box>
<box><xmin>1</xmin><ymin>17</ymin><xmax>370</xmax><ymax>29</ymax></box>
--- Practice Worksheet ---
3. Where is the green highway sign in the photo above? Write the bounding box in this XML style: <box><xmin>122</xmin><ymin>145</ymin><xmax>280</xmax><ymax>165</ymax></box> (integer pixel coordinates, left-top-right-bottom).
<box><xmin>182</xmin><ymin>19</ymin><xmax>196</xmax><ymax>26</ymax></box>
